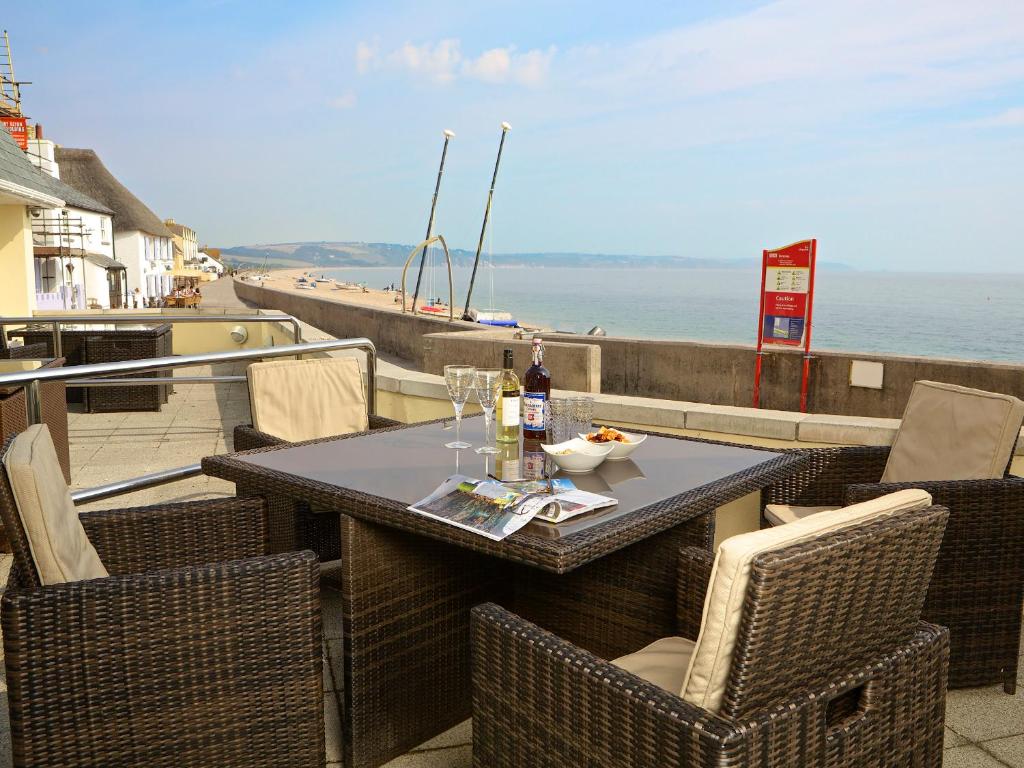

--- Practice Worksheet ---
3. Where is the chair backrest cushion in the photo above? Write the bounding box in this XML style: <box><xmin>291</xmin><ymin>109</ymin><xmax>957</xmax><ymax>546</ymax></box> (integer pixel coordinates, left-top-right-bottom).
<box><xmin>1</xmin><ymin>425</ymin><xmax>108</xmax><ymax>585</ymax></box>
<box><xmin>680</xmin><ymin>488</ymin><xmax>932</xmax><ymax>714</ymax></box>
<box><xmin>882</xmin><ymin>380</ymin><xmax>1024</xmax><ymax>483</ymax></box>
<box><xmin>247</xmin><ymin>357</ymin><xmax>369</xmax><ymax>443</ymax></box>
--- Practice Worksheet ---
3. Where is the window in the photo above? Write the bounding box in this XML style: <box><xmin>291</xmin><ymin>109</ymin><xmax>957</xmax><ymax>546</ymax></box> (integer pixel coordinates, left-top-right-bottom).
<box><xmin>100</xmin><ymin>217</ymin><xmax>109</xmax><ymax>243</ymax></box>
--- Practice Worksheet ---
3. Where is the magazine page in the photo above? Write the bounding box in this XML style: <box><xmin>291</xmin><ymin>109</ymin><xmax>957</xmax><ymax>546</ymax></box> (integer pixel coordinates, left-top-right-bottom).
<box><xmin>535</xmin><ymin>489</ymin><xmax>618</xmax><ymax>523</ymax></box>
<box><xmin>503</xmin><ymin>477</ymin><xmax>617</xmax><ymax>524</ymax></box>
<box><xmin>408</xmin><ymin>474</ymin><xmax>557</xmax><ymax>541</ymax></box>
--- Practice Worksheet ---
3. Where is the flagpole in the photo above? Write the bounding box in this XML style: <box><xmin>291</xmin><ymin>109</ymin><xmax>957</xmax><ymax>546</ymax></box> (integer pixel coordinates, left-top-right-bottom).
<box><xmin>411</xmin><ymin>129</ymin><xmax>454</xmax><ymax>313</ymax></box>
<box><xmin>462</xmin><ymin>122</ymin><xmax>511</xmax><ymax>321</ymax></box>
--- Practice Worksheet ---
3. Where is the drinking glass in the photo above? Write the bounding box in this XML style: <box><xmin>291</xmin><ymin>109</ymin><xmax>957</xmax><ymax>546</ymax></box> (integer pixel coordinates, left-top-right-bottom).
<box><xmin>547</xmin><ymin>398</ymin><xmax>574</xmax><ymax>444</ymax></box>
<box><xmin>569</xmin><ymin>395</ymin><xmax>595</xmax><ymax>435</ymax></box>
<box><xmin>444</xmin><ymin>365</ymin><xmax>476</xmax><ymax>449</ymax></box>
<box><xmin>474</xmin><ymin>368</ymin><xmax>502</xmax><ymax>454</ymax></box>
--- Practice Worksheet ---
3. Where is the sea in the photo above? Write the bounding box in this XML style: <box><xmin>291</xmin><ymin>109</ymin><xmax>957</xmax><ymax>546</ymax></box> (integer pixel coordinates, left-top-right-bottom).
<box><xmin>319</xmin><ymin>266</ymin><xmax>1024</xmax><ymax>364</ymax></box>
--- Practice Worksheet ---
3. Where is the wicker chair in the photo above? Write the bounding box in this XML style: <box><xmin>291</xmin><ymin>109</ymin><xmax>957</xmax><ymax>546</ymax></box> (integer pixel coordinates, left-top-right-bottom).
<box><xmin>473</xmin><ymin>494</ymin><xmax>950</xmax><ymax>768</ymax></box>
<box><xmin>763</xmin><ymin>381</ymin><xmax>1024</xmax><ymax>693</ymax></box>
<box><xmin>232</xmin><ymin>356</ymin><xmax>401</xmax><ymax>556</ymax></box>
<box><xmin>0</xmin><ymin>428</ymin><xmax>324</xmax><ymax>768</ymax></box>
<box><xmin>0</xmin><ymin>334</ymin><xmax>47</xmax><ymax>360</ymax></box>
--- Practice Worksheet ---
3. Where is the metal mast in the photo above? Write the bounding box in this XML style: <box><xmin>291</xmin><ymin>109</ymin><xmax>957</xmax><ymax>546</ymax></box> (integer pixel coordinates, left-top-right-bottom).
<box><xmin>410</xmin><ymin>129</ymin><xmax>454</xmax><ymax>313</ymax></box>
<box><xmin>462</xmin><ymin>122</ymin><xmax>511</xmax><ymax>321</ymax></box>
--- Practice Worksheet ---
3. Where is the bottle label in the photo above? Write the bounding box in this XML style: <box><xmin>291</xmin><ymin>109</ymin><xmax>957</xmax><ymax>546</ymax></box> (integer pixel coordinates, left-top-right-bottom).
<box><xmin>501</xmin><ymin>395</ymin><xmax>520</xmax><ymax>427</ymax></box>
<box><xmin>499</xmin><ymin>459</ymin><xmax>521</xmax><ymax>481</ymax></box>
<box><xmin>523</xmin><ymin>392</ymin><xmax>546</xmax><ymax>431</ymax></box>
<box><xmin>523</xmin><ymin>450</ymin><xmax>545</xmax><ymax>480</ymax></box>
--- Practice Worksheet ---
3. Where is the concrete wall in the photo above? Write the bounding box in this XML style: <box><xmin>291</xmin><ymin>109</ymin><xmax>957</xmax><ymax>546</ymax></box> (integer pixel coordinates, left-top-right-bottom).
<box><xmin>236</xmin><ymin>278</ymin><xmax>1024</xmax><ymax>419</ymax></box>
<box><xmin>421</xmin><ymin>330</ymin><xmax>601</xmax><ymax>393</ymax></box>
<box><xmin>540</xmin><ymin>333</ymin><xmax>1024</xmax><ymax>418</ymax></box>
<box><xmin>234</xmin><ymin>279</ymin><xmax>485</xmax><ymax>364</ymax></box>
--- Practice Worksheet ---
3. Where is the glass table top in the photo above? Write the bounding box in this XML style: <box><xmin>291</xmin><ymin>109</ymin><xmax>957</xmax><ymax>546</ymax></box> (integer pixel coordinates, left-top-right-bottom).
<box><xmin>237</xmin><ymin>417</ymin><xmax>785</xmax><ymax>539</ymax></box>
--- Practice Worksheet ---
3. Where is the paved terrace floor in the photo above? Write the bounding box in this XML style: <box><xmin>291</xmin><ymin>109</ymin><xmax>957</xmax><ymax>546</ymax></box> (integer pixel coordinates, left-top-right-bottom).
<box><xmin>0</xmin><ymin>368</ymin><xmax>1021</xmax><ymax>765</ymax></box>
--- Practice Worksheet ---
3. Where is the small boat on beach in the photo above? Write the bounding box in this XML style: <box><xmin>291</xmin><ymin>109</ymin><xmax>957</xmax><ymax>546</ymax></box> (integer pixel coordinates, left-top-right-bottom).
<box><xmin>468</xmin><ymin>309</ymin><xmax>518</xmax><ymax>327</ymax></box>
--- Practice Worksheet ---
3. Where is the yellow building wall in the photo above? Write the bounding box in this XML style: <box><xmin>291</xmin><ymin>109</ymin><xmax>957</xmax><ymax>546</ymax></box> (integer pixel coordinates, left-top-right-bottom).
<box><xmin>0</xmin><ymin>205</ymin><xmax>33</xmax><ymax>315</ymax></box>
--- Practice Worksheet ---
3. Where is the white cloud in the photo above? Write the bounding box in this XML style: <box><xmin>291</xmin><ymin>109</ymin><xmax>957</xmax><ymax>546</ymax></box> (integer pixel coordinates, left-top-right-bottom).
<box><xmin>970</xmin><ymin>107</ymin><xmax>1024</xmax><ymax>127</ymax></box>
<box><xmin>355</xmin><ymin>40</ymin><xmax>378</xmax><ymax>75</ymax></box>
<box><xmin>389</xmin><ymin>39</ymin><xmax>462</xmax><ymax>83</ymax></box>
<box><xmin>461</xmin><ymin>47</ymin><xmax>511</xmax><ymax>82</ymax></box>
<box><xmin>356</xmin><ymin>38</ymin><xmax>554</xmax><ymax>86</ymax></box>
<box><xmin>579</xmin><ymin>0</ymin><xmax>1024</xmax><ymax>107</ymax></box>
<box><xmin>327</xmin><ymin>90</ymin><xmax>357</xmax><ymax>110</ymax></box>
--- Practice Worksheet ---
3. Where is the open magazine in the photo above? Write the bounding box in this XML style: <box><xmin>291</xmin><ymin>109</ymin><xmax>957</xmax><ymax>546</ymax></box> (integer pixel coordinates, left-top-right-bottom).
<box><xmin>408</xmin><ymin>474</ymin><xmax>616</xmax><ymax>541</ymax></box>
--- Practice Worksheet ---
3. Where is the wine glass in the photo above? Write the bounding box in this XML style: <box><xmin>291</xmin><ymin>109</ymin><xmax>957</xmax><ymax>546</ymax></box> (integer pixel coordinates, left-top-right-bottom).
<box><xmin>474</xmin><ymin>369</ymin><xmax>502</xmax><ymax>454</ymax></box>
<box><xmin>444</xmin><ymin>365</ymin><xmax>476</xmax><ymax>449</ymax></box>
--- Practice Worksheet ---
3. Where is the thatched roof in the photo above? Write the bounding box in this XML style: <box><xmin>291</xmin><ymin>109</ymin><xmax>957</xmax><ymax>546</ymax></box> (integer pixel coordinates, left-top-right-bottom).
<box><xmin>0</xmin><ymin>128</ymin><xmax>113</xmax><ymax>213</ymax></box>
<box><xmin>46</xmin><ymin>174</ymin><xmax>113</xmax><ymax>215</ymax></box>
<box><xmin>54</xmin><ymin>147</ymin><xmax>173</xmax><ymax>238</ymax></box>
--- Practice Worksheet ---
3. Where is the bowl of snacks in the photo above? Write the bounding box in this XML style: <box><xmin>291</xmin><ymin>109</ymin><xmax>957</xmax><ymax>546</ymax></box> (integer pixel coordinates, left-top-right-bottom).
<box><xmin>541</xmin><ymin>438</ymin><xmax>614</xmax><ymax>473</ymax></box>
<box><xmin>580</xmin><ymin>426</ymin><xmax>647</xmax><ymax>460</ymax></box>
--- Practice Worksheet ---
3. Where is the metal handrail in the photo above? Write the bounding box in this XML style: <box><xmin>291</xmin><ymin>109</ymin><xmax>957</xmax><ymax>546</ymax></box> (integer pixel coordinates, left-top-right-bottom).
<box><xmin>0</xmin><ymin>338</ymin><xmax>378</xmax><ymax>504</ymax></box>
<box><xmin>0</xmin><ymin>338</ymin><xmax>377</xmax><ymax>416</ymax></box>
<box><xmin>0</xmin><ymin>313</ymin><xmax>303</xmax><ymax>357</ymax></box>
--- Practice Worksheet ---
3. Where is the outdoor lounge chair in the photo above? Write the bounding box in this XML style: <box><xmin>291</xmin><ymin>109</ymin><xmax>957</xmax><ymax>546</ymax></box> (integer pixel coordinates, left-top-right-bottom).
<box><xmin>0</xmin><ymin>425</ymin><xmax>324</xmax><ymax>768</ymax></box>
<box><xmin>472</xmin><ymin>490</ymin><xmax>950</xmax><ymax>768</ymax></box>
<box><xmin>232</xmin><ymin>355</ymin><xmax>401</xmax><ymax>555</ymax></box>
<box><xmin>762</xmin><ymin>380</ymin><xmax>1024</xmax><ymax>692</ymax></box>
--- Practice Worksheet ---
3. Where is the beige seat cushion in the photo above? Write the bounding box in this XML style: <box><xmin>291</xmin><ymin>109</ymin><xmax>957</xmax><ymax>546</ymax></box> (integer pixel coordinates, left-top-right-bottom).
<box><xmin>248</xmin><ymin>357</ymin><xmax>369</xmax><ymax>443</ymax></box>
<box><xmin>612</xmin><ymin>637</ymin><xmax>695</xmax><ymax>694</ymax></box>
<box><xmin>763</xmin><ymin>504</ymin><xmax>839</xmax><ymax>526</ymax></box>
<box><xmin>2</xmin><ymin>425</ymin><xmax>108</xmax><ymax>585</ymax></box>
<box><xmin>680</xmin><ymin>488</ymin><xmax>932</xmax><ymax>714</ymax></box>
<box><xmin>882</xmin><ymin>380</ymin><xmax>1024</xmax><ymax>483</ymax></box>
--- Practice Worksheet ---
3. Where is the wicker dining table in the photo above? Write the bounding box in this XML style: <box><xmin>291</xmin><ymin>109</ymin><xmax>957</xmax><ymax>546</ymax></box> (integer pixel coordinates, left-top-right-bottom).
<box><xmin>202</xmin><ymin>417</ymin><xmax>810</xmax><ymax>768</ymax></box>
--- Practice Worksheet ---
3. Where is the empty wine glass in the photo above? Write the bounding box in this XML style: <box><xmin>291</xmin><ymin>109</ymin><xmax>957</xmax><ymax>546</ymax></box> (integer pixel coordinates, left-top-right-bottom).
<box><xmin>444</xmin><ymin>365</ymin><xmax>476</xmax><ymax>449</ymax></box>
<box><xmin>474</xmin><ymin>369</ymin><xmax>502</xmax><ymax>454</ymax></box>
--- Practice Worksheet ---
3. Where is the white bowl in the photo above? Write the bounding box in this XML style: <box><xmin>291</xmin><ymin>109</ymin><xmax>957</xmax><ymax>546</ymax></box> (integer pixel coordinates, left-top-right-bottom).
<box><xmin>541</xmin><ymin>438</ymin><xmax>614</xmax><ymax>473</ymax></box>
<box><xmin>579</xmin><ymin>429</ymin><xmax>647</xmax><ymax>460</ymax></box>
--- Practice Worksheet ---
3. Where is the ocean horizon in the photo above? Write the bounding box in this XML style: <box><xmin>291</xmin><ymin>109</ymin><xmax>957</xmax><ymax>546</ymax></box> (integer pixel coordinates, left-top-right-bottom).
<box><xmin>315</xmin><ymin>265</ymin><xmax>1024</xmax><ymax>365</ymax></box>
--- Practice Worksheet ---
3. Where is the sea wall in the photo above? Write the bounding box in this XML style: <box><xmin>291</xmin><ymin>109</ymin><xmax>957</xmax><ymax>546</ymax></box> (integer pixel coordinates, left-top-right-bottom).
<box><xmin>234</xmin><ymin>279</ymin><xmax>479</xmax><ymax>363</ymax></box>
<box><xmin>235</xmin><ymin>278</ymin><xmax>1024</xmax><ymax>418</ymax></box>
<box><xmin>539</xmin><ymin>334</ymin><xmax>1024</xmax><ymax>418</ymax></box>
<box><xmin>421</xmin><ymin>330</ymin><xmax>601</xmax><ymax>393</ymax></box>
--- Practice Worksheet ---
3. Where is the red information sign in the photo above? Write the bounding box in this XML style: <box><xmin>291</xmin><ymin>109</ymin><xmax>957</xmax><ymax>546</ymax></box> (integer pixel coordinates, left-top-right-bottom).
<box><xmin>753</xmin><ymin>239</ymin><xmax>817</xmax><ymax>411</ymax></box>
<box><xmin>0</xmin><ymin>116</ymin><xmax>28</xmax><ymax>150</ymax></box>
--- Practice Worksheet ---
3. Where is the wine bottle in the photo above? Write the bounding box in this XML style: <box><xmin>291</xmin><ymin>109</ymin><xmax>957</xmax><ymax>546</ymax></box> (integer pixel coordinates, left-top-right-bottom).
<box><xmin>496</xmin><ymin>348</ymin><xmax>521</xmax><ymax>443</ymax></box>
<box><xmin>522</xmin><ymin>337</ymin><xmax>550</xmax><ymax>442</ymax></box>
<box><xmin>495</xmin><ymin>440</ymin><xmax>521</xmax><ymax>481</ymax></box>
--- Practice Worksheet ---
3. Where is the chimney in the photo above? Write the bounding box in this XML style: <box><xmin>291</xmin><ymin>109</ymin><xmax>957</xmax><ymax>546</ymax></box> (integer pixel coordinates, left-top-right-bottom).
<box><xmin>34</xmin><ymin>123</ymin><xmax>43</xmax><ymax>140</ymax></box>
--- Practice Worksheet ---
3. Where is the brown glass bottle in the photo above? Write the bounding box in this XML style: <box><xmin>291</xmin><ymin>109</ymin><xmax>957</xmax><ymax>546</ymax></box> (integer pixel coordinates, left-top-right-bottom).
<box><xmin>522</xmin><ymin>337</ymin><xmax>550</xmax><ymax>442</ymax></box>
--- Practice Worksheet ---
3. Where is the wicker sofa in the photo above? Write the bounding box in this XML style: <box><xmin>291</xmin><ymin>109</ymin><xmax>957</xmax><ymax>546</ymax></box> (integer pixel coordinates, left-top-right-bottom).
<box><xmin>232</xmin><ymin>356</ymin><xmax>401</xmax><ymax>556</ymax></box>
<box><xmin>472</xmin><ymin>494</ymin><xmax>950</xmax><ymax>767</ymax></box>
<box><xmin>762</xmin><ymin>381</ymin><xmax>1024</xmax><ymax>692</ymax></box>
<box><xmin>0</xmin><ymin>428</ymin><xmax>324</xmax><ymax>768</ymax></box>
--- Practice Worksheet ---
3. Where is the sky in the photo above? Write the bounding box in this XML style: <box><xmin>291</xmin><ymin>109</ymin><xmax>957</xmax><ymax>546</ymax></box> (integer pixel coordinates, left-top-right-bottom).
<box><xmin>5</xmin><ymin>0</ymin><xmax>1023</xmax><ymax>272</ymax></box>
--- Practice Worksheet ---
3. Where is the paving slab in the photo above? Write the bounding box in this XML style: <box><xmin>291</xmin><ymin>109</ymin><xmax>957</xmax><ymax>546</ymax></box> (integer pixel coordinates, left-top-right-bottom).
<box><xmin>946</xmin><ymin>685</ymin><xmax>1024</xmax><ymax>743</ymax></box>
<box><xmin>981</xmin><ymin>735</ymin><xmax>1024</xmax><ymax>767</ymax></box>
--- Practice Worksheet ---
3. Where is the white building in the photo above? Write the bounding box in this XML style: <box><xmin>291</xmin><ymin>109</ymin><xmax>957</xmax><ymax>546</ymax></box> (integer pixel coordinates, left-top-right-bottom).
<box><xmin>27</xmin><ymin>137</ymin><xmax>125</xmax><ymax>308</ymax></box>
<box><xmin>197</xmin><ymin>250</ymin><xmax>224</xmax><ymax>276</ymax></box>
<box><xmin>54</xmin><ymin>147</ymin><xmax>174</xmax><ymax>305</ymax></box>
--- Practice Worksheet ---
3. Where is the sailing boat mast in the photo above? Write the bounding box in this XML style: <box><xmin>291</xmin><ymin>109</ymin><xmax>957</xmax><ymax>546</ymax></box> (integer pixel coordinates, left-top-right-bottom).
<box><xmin>462</xmin><ymin>122</ymin><xmax>511</xmax><ymax>321</ymax></box>
<box><xmin>411</xmin><ymin>129</ymin><xmax>455</xmax><ymax>313</ymax></box>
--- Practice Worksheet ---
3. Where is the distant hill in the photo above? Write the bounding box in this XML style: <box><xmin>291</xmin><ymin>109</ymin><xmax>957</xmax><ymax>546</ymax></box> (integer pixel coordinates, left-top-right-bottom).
<box><xmin>218</xmin><ymin>241</ymin><xmax>853</xmax><ymax>271</ymax></box>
